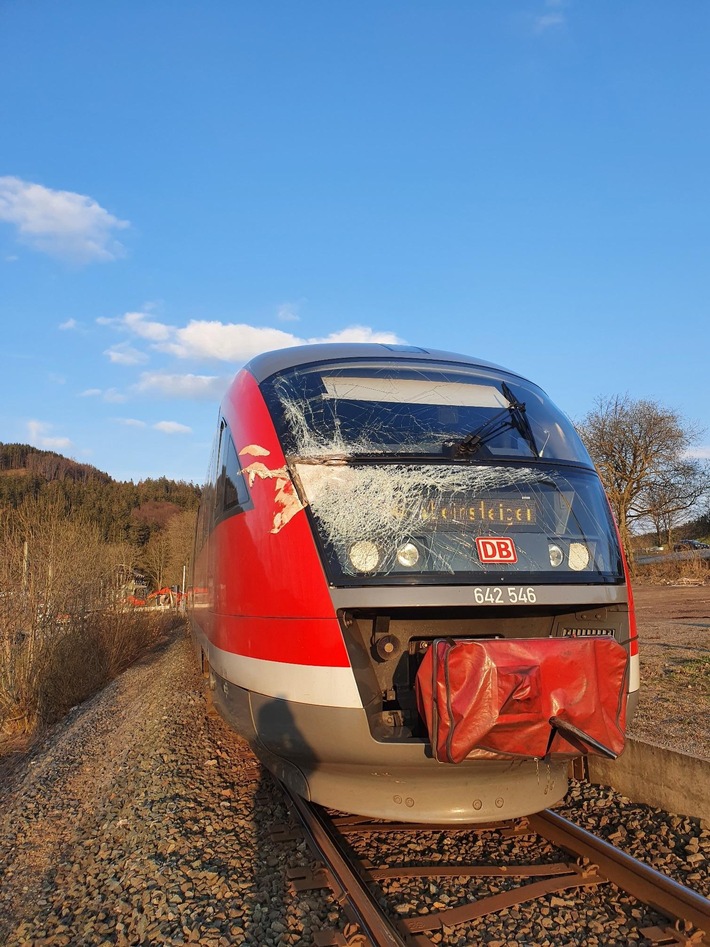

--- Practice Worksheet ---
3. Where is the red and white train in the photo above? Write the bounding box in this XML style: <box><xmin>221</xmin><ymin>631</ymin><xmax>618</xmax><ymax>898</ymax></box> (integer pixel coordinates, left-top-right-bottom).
<box><xmin>189</xmin><ymin>343</ymin><xmax>638</xmax><ymax>823</ymax></box>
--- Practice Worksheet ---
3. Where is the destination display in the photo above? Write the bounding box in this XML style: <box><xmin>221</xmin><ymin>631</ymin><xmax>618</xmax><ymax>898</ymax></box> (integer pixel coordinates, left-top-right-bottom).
<box><xmin>407</xmin><ymin>497</ymin><xmax>537</xmax><ymax>528</ymax></box>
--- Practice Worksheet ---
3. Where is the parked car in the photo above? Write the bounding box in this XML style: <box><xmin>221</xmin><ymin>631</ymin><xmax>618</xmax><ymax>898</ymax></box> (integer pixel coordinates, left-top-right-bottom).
<box><xmin>673</xmin><ymin>539</ymin><xmax>710</xmax><ymax>552</ymax></box>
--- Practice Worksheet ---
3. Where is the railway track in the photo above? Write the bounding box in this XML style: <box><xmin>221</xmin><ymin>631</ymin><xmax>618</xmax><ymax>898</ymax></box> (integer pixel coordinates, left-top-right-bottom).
<box><xmin>276</xmin><ymin>781</ymin><xmax>710</xmax><ymax>947</ymax></box>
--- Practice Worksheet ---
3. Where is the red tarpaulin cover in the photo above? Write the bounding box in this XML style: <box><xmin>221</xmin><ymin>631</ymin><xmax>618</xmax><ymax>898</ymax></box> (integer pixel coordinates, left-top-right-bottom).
<box><xmin>415</xmin><ymin>637</ymin><xmax>629</xmax><ymax>764</ymax></box>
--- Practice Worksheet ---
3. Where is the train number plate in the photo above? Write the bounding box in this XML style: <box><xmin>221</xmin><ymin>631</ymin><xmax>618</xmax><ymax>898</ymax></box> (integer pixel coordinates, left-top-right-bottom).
<box><xmin>473</xmin><ymin>586</ymin><xmax>538</xmax><ymax>604</ymax></box>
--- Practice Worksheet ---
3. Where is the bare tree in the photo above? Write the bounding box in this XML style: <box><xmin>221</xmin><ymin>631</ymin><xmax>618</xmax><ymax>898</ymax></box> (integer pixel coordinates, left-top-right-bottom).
<box><xmin>0</xmin><ymin>496</ymin><xmax>131</xmax><ymax>738</ymax></box>
<box><xmin>644</xmin><ymin>459</ymin><xmax>709</xmax><ymax>547</ymax></box>
<box><xmin>141</xmin><ymin>530</ymin><xmax>170</xmax><ymax>592</ymax></box>
<box><xmin>163</xmin><ymin>509</ymin><xmax>197</xmax><ymax>591</ymax></box>
<box><xmin>139</xmin><ymin>509</ymin><xmax>196</xmax><ymax>594</ymax></box>
<box><xmin>577</xmin><ymin>395</ymin><xmax>709</xmax><ymax>562</ymax></box>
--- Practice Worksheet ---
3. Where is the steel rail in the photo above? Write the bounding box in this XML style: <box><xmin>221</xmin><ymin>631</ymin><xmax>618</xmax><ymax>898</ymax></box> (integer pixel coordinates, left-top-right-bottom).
<box><xmin>280</xmin><ymin>781</ymin><xmax>413</xmax><ymax>947</ymax></box>
<box><xmin>278</xmin><ymin>786</ymin><xmax>709</xmax><ymax>945</ymax></box>
<box><xmin>530</xmin><ymin>808</ymin><xmax>710</xmax><ymax>943</ymax></box>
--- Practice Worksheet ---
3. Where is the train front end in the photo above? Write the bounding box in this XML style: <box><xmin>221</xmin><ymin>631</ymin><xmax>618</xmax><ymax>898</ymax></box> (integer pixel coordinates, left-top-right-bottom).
<box><xmin>191</xmin><ymin>343</ymin><xmax>638</xmax><ymax>824</ymax></box>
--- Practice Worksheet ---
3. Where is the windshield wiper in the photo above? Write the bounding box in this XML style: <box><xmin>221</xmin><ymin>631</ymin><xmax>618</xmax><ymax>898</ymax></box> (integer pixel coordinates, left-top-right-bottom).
<box><xmin>501</xmin><ymin>382</ymin><xmax>540</xmax><ymax>458</ymax></box>
<box><xmin>449</xmin><ymin>382</ymin><xmax>539</xmax><ymax>458</ymax></box>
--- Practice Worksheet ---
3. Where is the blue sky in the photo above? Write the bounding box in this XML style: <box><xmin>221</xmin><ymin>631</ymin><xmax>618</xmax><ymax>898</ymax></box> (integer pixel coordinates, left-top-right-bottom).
<box><xmin>1</xmin><ymin>1</ymin><xmax>709</xmax><ymax>484</ymax></box>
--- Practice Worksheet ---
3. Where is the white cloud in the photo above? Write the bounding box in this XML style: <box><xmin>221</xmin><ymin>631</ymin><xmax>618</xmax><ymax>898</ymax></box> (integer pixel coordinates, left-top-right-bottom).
<box><xmin>153</xmin><ymin>420</ymin><xmax>192</xmax><ymax>435</ymax></box>
<box><xmin>685</xmin><ymin>446</ymin><xmax>710</xmax><ymax>460</ymax></box>
<box><xmin>133</xmin><ymin>371</ymin><xmax>230</xmax><ymax>401</ymax></box>
<box><xmin>0</xmin><ymin>176</ymin><xmax>129</xmax><ymax>263</ymax></box>
<box><xmin>98</xmin><ymin>307</ymin><xmax>402</xmax><ymax>367</ymax></box>
<box><xmin>533</xmin><ymin>0</ymin><xmax>567</xmax><ymax>32</ymax></box>
<box><xmin>277</xmin><ymin>301</ymin><xmax>302</xmax><ymax>323</ymax></box>
<box><xmin>104</xmin><ymin>342</ymin><xmax>148</xmax><ymax>366</ymax></box>
<box><xmin>80</xmin><ymin>387</ymin><xmax>127</xmax><ymax>403</ymax></box>
<box><xmin>121</xmin><ymin>310</ymin><xmax>172</xmax><ymax>342</ymax></box>
<box><xmin>159</xmin><ymin>321</ymin><xmax>299</xmax><ymax>361</ymax></box>
<box><xmin>104</xmin><ymin>388</ymin><xmax>127</xmax><ymax>403</ymax></box>
<box><xmin>27</xmin><ymin>420</ymin><xmax>72</xmax><ymax>450</ymax></box>
<box><xmin>117</xmin><ymin>418</ymin><xmax>147</xmax><ymax>428</ymax></box>
<box><xmin>59</xmin><ymin>318</ymin><xmax>78</xmax><ymax>330</ymax></box>
<box><xmin>315</xmin><ymin>325</ymin><xmax>402</xmax><ymax>345</ymax></box>
<box><xmin>534</xmin><ymin>13</ymin><xmax>565</xmax><ymax>31</ymax></box>
<box><xmin>159</xmin><ymin>320</ymin><xmax>402</xmax><ymax>362</ymax></box>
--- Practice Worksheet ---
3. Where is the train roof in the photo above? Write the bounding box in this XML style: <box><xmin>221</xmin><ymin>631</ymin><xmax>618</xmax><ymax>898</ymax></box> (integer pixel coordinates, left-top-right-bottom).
<box><xmin>243</xmin><ymin>342</ymin><xmax>519</xmax><ymax>385</ymax></box>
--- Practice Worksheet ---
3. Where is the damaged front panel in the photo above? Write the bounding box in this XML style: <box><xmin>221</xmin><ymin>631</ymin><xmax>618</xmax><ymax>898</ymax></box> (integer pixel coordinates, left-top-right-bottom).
<box><xmin>415</xmin><ymin>636</ymin><xmax>629</xmax><ymax>763</ymax></box>
<box><xmin>336</xmin><ymin>602</ymin><xmax>633</xmax><ymax>744</ymax></box>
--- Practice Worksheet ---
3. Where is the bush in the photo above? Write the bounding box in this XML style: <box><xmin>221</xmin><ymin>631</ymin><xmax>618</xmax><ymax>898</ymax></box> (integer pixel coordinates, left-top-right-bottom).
<box><xmin>0</xmin><ymin>606</ymin><xmax>179</xmax><ymax>747</ymax></box>
<box><xmin>634</xmin><ymin>552</ymin><xmax>710</xmax><ymax>584</ymax></box>
<box><xmin>0</xmin><ymin>497</ymin><xmax>182</xmax><ymax>751</ymax></box>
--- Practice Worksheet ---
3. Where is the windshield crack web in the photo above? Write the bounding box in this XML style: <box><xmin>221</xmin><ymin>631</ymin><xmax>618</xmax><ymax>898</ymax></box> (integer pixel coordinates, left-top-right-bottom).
<box><xmin>274</xmin><ymin>372</ymin><xmax>514</xmax><ymax>458</ymax></box>
<box><xmin>297</xmin><ymin>463</ymin><xmax>554</xmax><ymax>574</ymax></box>
<box><xmin>273</xmin><ymin>371</ymin><xmax>605</xmax><ymax>577</ymax></box>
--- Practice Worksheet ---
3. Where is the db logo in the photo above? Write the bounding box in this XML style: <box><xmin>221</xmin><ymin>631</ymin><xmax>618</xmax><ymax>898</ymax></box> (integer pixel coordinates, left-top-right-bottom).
<box><xmin>476</xmin><ymin>537</ymin><xmax>518</xmax><ymax>563</ymax></box>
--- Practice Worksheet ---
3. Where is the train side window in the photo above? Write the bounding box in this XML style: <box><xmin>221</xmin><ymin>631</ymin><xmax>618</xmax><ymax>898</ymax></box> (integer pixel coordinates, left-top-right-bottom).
<box><xmin>222</xmin><ymin>434</ymin><xmax>249</xmax><ymax>510</ymax></box>
<box><xmin>195</xmin><ymin>420</ymin><xmax>222</xmax><ymax>548</ymax></box>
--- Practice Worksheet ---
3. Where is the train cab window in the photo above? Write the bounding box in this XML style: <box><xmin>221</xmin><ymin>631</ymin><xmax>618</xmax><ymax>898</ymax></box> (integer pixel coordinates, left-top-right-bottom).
<box><xmin>213</xmin><ymin>419</ymin><xmax>250</xmax><ymax>518</ymax></box>
<box><xmin>261</xmin><ymin>359</ymin><xmax>623</xmax><ymax>585</ymax></box>
<box><xmin>262</xmin><ymin>361</ymin><xmax>591</xmax><ymax>465</ymax></box>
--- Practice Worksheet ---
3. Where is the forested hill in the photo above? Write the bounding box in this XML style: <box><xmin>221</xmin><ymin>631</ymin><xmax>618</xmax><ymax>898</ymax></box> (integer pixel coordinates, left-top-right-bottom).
<box><xmin>0</xmin><ymin>443</ymin><xmax>113</xmax><ymax>485</ymax></box>
<box><xmin>0</xmin><ymin>443</ymin><xmax>201</xmax><ymax>545</ymax></box>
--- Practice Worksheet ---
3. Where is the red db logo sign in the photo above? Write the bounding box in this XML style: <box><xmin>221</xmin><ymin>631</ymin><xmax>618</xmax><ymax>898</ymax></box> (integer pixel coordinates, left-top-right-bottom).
<box><xmin>476</xmin><ymin>537</ymin><xmax>517</xmax><ymax>563</ymax></box>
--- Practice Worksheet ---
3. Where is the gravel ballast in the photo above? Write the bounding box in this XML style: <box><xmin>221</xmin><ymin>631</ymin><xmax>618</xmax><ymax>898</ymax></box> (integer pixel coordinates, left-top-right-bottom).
<box><xmin>0</xmin><ymin>632</ymin><xmax>337</xmax><ymax>946</ymax></box>
<box><xmin>0</xmin><ymin>626</ymin><xmax>708</xmax><ymax>946</ymax></box>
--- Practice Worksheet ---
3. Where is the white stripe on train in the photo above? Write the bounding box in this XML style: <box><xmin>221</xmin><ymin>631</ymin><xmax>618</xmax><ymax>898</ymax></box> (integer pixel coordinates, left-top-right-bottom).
<box><xmin>208</xmin><ymin>643</ymin><xmax>363</xmax><ymax>708</ymax></box>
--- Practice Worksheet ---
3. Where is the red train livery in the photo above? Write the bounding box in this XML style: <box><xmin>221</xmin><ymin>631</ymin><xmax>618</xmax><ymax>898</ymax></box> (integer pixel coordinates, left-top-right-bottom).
<box><xmin>189</xmin><ymin>343</ymin><xmax>638</xmax><ymax>823</ymax></box>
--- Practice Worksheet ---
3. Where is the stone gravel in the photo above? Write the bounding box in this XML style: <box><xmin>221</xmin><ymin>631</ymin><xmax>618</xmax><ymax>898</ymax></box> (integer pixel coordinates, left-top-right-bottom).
<box><xmin>0</xmin><ymin>626</ymin><xmax>707</xmax><ymax>947</ymax></box>
<box><xmin>0</xmin><ymin>631</ymin><xmax>338</xmax><ymax>946</ymax></box>
<box><xmin>342</xmin><ymin>791</ymin><xmax>709</xmax><ymax>947</ymax></box>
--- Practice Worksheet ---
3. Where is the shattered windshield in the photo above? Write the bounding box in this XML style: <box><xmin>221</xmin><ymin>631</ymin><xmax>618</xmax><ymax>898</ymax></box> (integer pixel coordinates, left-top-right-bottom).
<box><xmin>260</xmin><ymin>359</ymin><xmax>621</xmax><ymax>585</ymax></box>
<box><xmin>294</xmin><ymin>462</ymin><xmax>623</xmax><ymax>584</ymax></box>
<box><xmin>262</xmin><ymin>360</ymin><xmax>591</xmax><ymax>463</ymax></box>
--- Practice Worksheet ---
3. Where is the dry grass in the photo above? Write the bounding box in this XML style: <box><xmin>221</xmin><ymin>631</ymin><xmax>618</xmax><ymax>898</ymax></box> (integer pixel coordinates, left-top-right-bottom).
<box><xmin>0</xmin><ymin>608</ymin><xmax>180</xmax><ymax>751</ymax></box>
<box><xmin>628</xmin><ymin>583</ymin><xmax>710</xmax><ymax>758</ymax></box>
<box><xmin>633</xmin><ymin>553</ymin><xmax>710</xmax><ymax>585</ymax></box>
<box><xmin>0</xmin><ymin>496</ymin><xmax>183</xmax><ymax>754</ymax></box>
<box><xmin>39</xmin><ymin>610</ymin><xmax>178</xmax><ymax>724</ymax></box>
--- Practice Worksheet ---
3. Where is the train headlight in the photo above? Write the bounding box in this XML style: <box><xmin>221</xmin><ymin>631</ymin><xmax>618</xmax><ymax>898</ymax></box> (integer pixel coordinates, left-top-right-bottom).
<box><xmin>396</xmin><ymin>542</ymin><xmax>420</xmax><ymax>568</ymax></box>
<box><xmin>568</xmin><ymin>542</ymin><xmax>590</xmax><ymax>571</ymax></box>
<box><xmin>348</xmin><ymin>540</ymin><xmax>381</xmax><ymax>573</ymax></box>
<box><xmin>548</xmin><ymin>543</ymin><xmax>564</xmax><ymax>567</ymax></box>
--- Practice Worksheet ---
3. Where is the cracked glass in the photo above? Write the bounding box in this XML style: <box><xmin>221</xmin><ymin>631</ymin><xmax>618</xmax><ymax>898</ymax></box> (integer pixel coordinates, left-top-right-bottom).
<box><xmin>261</xmin><ymin>360</ymin><xmax>623</xmax><ymax>585</ymax></box>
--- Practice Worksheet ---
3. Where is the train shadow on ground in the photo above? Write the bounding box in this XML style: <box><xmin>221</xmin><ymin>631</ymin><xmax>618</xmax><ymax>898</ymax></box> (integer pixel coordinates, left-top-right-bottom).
<box><xmin>243</xmin><ymin>700</ymin><xmax>333</xmax><ymax>944</ymax></box>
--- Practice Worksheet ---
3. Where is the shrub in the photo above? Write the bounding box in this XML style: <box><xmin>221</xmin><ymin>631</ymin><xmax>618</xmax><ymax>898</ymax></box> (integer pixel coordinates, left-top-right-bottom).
<box><xmin>634</xmin><ymin>552</ymin><xmax>710</xmax><ymax>584</ymax></box>
<box><xmin>0</xmin><ymin>497</ymin><xmax>181</xmax><ymax>750</ymax></box>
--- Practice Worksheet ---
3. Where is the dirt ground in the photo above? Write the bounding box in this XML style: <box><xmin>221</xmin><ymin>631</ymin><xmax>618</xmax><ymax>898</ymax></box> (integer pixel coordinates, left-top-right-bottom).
<box><xmin>629</xmin><ymin>581</ymin><xmax>710</xmax><ymax>760</ymax></box>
